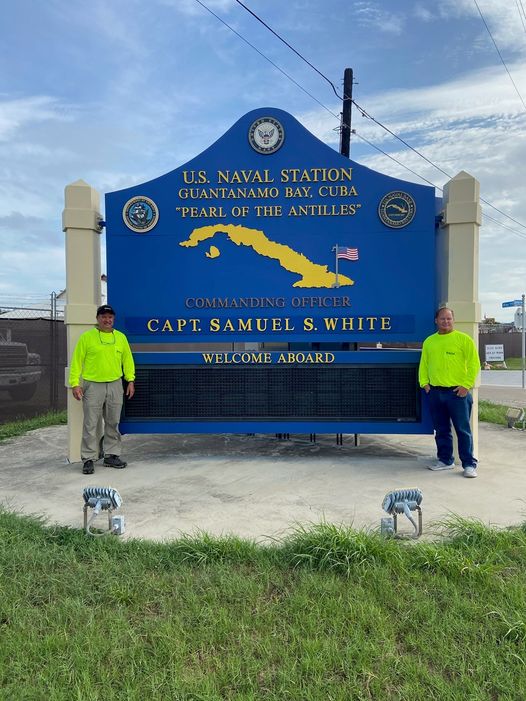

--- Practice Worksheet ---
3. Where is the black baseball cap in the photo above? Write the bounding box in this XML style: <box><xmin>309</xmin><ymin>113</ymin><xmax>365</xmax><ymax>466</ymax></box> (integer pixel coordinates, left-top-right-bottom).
<box><xmin>96</xmin><ymin>305</ymin><xmax>116</xmax><ymax>316</ymax></box>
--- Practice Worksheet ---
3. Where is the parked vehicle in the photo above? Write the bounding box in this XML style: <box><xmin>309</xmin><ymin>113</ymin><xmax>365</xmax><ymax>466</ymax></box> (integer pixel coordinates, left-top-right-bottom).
<box><xmin>0</xmin><ymin>330</ymin><xmax>43</xmax><ymax>401</ymax></box>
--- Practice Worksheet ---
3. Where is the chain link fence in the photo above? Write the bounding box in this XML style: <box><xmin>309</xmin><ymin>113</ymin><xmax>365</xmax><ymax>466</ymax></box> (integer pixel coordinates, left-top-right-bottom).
<box><xmin>0</xmin><ymin>293</ymin><xmax>66</xmax><ymax>423</ymax></box>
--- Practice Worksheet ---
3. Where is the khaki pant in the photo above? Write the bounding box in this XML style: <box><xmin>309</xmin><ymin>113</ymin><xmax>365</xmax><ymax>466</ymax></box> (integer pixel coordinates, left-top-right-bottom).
<box><xmin>81</xmin><ymin>379</ymin><xmax>123</xmax><ymax>462</ymax></box>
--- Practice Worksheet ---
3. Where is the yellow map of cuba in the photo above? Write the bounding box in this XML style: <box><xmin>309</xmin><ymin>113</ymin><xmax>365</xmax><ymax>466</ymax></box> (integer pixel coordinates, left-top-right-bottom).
<box><xmin>179</xmin><ymin>223</ymin><xmax>354</xmax><ymax>288</ymax></box>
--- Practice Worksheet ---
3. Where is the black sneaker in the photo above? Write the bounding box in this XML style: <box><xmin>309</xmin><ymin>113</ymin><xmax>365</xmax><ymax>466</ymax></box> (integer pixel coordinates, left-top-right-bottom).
<box><xmin>104</xmin><ymin>454</ymin><xmax>127</xmax><ymax>469</ymax></box>
<box><xmin>82</xmin><ymin>460</ymin><xmax>94</xmax><ymax>474</ymax></box>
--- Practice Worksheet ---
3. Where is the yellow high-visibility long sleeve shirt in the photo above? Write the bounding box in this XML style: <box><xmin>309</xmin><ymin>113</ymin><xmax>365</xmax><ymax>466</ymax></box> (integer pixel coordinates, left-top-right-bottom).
<box><xmin>418</xmin><ymin>330</ymin><xmax>479</xmax><ymax>389</ymax></box>
<box><xmin>69</xmin><ymin>328</ymin><xmax>135</xmax><ymax>387</ymax></box>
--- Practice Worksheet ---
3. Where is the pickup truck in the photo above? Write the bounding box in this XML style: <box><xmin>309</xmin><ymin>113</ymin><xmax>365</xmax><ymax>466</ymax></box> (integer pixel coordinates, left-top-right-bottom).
<box><xmin>0</xmin><ymin>331</ymin><xmax>43</xmax><ymax>401</ymax></box>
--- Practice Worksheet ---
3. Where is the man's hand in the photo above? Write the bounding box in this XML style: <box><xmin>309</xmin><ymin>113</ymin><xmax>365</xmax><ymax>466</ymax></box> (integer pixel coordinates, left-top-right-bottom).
<box><xmin>454</xmin><ymin>385</ymin><xmax>469</xmax><ymax>397</ymax></box>
<box><xmin>423</xmin><ymin>384</ymin><xmax>431</xmax><ymax>394</ymax></box>
<box><xmin>126</xmin><ymin>381</ymin><xmax>135</xmax><ymax>399</ymax></box>
<box><xmin>72</xmin><ymin>386</ymin><xmax>83</xmax><ymax>401</ymax></box>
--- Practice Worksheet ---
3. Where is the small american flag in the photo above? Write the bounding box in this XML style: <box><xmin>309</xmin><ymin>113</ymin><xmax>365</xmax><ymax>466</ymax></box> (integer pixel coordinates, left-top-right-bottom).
<box><xmin>336</xmin><ymin>246</ymin><xmax>359</xmax><ymax>261</ymax></box>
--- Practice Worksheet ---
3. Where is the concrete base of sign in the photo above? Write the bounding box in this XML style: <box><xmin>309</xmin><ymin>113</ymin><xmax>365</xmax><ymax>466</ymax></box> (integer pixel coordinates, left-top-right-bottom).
<box><xmin>2</xmin><ymin>397</ymin><xmax>524</xmax><ymax>541</ymax></box>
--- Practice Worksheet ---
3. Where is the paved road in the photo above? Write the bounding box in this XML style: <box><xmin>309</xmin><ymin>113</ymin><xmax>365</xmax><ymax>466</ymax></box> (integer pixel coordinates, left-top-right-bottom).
<box><xmin>481</xmin><ymin>370</ymin><xmax>525</xmax><ymax>388</ymax></box>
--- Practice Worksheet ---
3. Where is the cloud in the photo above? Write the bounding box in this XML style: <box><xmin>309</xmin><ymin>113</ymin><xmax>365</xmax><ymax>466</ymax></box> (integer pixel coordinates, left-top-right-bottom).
<box><xmin>0</xmin><ymin>96</ymin><xmax>73</xmax><ymax>142</ymax></box>
<box><xmin>159</xmin><ymin>0</ymin><xmax>236</xmax><ymax>17</ymax></box>
<box><xmin>440</xmin><ymin>0</ymin><xmax>526</xmax><ymax>54</ymax></box>
<box><xmin>0</xmin><ymin>246</ymin><xmax>64</xmax><ymax>298</ymax></box>
<box><xmin>351</xmin><ymin>1</ymin><xmax>405</xmax><ymax>34</ymax></box>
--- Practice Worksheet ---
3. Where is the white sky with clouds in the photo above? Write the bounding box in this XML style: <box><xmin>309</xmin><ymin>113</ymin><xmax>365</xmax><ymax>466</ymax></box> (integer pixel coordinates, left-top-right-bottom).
<box><xmin>1</xmin><ymin>0</ymin><xmax>525</xmax><ymax>320</ymax></box>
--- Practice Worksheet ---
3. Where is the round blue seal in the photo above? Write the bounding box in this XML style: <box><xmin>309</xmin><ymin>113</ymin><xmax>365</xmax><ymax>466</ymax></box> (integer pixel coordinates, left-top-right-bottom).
<box><xmin>122</xmin><ymin>196</ymin><xmax>159</xmax><ymax>233</ymax></box>
<box><xmin>378</xmin><ymin>191</ymin><xmax>416</xmax><ymax>228</ymax></box>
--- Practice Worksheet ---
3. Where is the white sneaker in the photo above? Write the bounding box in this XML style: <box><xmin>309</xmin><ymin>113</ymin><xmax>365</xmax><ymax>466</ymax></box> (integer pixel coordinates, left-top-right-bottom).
<box><xmin>427</xmin><ymin>460</ymin><xmax>454</xmax><ymax>471</ymax></box>
<box><xmin>463</xmin><ymin>466</ymin><xmax>478</xmax><ymax>478</ymax></box>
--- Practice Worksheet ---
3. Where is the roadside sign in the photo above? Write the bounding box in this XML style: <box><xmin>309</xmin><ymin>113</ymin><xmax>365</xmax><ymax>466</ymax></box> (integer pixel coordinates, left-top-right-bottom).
<box><xmin>485</xmin><ymin>344</ymin><xmax>504</xmax><ymax>362</ymax></box>
<box><xmin>502</xmin><ymin>300</ymin><xmax>523</xmax><ymax>307</ymax></box>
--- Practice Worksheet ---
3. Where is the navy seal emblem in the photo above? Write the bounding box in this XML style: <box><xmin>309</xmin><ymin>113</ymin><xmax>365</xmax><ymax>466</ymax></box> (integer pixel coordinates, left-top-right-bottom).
<box><xmin>123</xmin><ymin>196</ymin><xmax>159</xmax><ymax>233</ymax></box>
<box><xmin>248</xmin><ymin>117</ymin><xmax>285</xmax><ymax>154</ymax></box>
<box><xmin>378</xmin><ymin>191</ymin><xmax>416</xmax><ymax>228</ymax></box>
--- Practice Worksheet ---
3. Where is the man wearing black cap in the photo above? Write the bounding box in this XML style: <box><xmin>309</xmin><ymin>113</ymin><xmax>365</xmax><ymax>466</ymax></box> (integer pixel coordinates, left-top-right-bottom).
<box><xmin>69</xmin><ymin>305</ymin><xmax>135</xmax><ymax>474</ymax></box>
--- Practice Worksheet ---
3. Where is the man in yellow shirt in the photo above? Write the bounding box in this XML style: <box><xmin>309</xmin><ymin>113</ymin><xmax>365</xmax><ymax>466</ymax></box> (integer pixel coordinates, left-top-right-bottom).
<box><xmin>418</xmin><ymin>306</ymin><xmax>479</xmax><ymax>478</ymax></box>
<box><xmin>69</xmin><ymin>305</ymin><xmax>135</xmax><ymax>474</ymax></box>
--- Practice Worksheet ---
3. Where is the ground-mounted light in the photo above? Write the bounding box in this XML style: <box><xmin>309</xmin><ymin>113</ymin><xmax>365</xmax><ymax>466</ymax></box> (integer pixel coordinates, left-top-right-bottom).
<box><xmin>381</xmin><ymin>488</ymin><xmax>423</xmax><ymax>539</ymax></box>
<box><xmin>82</xmin><ymin>486</ymin><xmax>124</xmax><ymax>536</ymax></box>
<box><xmin>506</xmin><ymin>407</ymin><xmax>525</xmax><ymax>430</ymax></box>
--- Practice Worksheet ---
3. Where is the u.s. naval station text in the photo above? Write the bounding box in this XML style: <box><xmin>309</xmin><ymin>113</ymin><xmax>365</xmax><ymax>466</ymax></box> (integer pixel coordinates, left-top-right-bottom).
<box><xmin>176</xmin><ymin>167</ymin><xmax>362</xmax><ymax>219</ymax></box>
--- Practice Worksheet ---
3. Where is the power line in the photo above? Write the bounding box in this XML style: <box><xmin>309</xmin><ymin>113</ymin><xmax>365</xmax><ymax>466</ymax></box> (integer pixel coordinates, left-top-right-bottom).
<box><xmin>200</xmin><ymin>0</ymin><xmax>440</xmax><ymax>191</ymax></box>
<box><xmin>483</xmin><ymin>213</ymin><xmax>526</xmax><ymax>239</ymax></box>
<box><xmin>194</xmin><ymin>0</ymin><xmax>332</xmax><ymax>113</ymax></box>
<box><xmin>232</xmin><ymin>0</ymin><xmax>455</xmax><ymax>180</ymax></box>
<box><xmin>473</xmin><ymin>0</ymin><xmax>526</xmax><ymax>111</ymax></box>
<box><xmin>196</xmin><ymin>0</ymin><xmax>526</xmax><ymax>234</ymax></box>
<box><xmin>353</xmin><ymin>131</ymin><xmax>441</xmax><ymax>189</ymax></box>
<box><xmin>354</xmin><ymin>100</ymin><xmax>526</xmax><ymax>230</ymax></box>
<box><xmin>516</xmin><ymin>0</ymin><xmax>526</xmax><ymax>32</ymax></box>
<box><xmin>352</xmin><ymin>100</ymin><xmax>453</xmax><ymax>179</ymax></box>
<box><xmin>231</xmin><ymin>0</ymin><xmax>526</xmax><ymax>231</ymax></box>
<box><xmin>354</xmin><ymin>131</ymin><xmax>526</xmax><ymax>239</ymax></box>
<box><xmin>233</xmin><ymin>0</ymin><xmax>343</xmax><ymax>100</ymax></box>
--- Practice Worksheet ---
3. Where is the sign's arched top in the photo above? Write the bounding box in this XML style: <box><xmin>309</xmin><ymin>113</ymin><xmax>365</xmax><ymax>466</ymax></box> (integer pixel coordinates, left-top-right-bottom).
<box><xmin>106</xmin><ymin>107</ymin><xmax>440</xmax><ymax>344</ymax></box>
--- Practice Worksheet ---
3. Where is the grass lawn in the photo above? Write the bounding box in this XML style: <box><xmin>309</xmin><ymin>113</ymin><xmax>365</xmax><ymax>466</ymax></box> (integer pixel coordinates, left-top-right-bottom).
<box><xmin>486</xmin><ymin>357</ymin><xmax>524</xmax><ymax>370</ymax></box>
<box><xmin>1</xmin><ymin>512</ymin><xmax>526</xmax><ymax>700</ymax></box>
<box><xmin>1</xmin><ymin>408</ymin><xmax>524</xmax><ymax>698</ymax></box>
<box><xmin>478</xmin><ymin>400</ymin><xmax>509</xmax><ymax>426</ymax></box>
<box><xmin>0</xmin><ymin>410</ymin><xmax>66</xmax><ymax>442</ymax></box>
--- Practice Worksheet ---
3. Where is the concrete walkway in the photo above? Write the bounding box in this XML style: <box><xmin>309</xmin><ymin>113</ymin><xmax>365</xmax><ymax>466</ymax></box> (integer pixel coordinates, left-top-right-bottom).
<box><xmin>1</xmin><ymin>388</ymin><xmax>525</xmax><ymax>541</ymax></box>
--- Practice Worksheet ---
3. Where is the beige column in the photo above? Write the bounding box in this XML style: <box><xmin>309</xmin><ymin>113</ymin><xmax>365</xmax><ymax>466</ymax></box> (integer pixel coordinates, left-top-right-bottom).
<box><xmin>440</xmin><ymin>171</ymin><xmax>482</xmax><ymax>459</ymax></box>
<box><xmin>63</xmin><ymin>180</ymin><xmax>102</xmax><ymax>463</ymax></box>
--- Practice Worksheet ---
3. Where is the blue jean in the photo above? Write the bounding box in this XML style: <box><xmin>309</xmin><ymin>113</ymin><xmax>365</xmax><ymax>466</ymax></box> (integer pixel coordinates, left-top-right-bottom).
<box><xmin>428</xmin><ymin>387</ymin><xmax>477</xmax><ymax>468</ymax></box>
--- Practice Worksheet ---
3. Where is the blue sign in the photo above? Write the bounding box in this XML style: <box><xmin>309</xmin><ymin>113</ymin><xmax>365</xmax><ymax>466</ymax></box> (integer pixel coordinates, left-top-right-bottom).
<box><xmin>105</xmin><ymin>108</ymin><xmax>438</xmax><ymax>343</ymax></box>
<box><xmin>502</xmin><ymin>300</ymin><xmax>523</xmax><ymax>307</ymax></box>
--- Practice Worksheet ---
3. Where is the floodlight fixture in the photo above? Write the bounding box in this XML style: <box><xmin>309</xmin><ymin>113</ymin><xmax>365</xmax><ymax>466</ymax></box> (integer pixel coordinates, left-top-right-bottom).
<box><xmin>382</xmin><ymin>488</ymin><xmax>423</xmax><ymax>539</ymax></box>
<box><xmin>506</xmin><ymin>407</ymin><xmax>525</xmax><ymax>430</ymax></box>
<box><xmin>82</xmin><ymin>486</ymin><xmax>123</xmax><ymax>536</ymax></box>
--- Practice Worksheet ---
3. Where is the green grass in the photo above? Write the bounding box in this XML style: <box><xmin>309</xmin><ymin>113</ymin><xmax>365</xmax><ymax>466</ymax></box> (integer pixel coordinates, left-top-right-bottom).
<box><xmin>0</xmin><ymin>410</ymin><xmax>67</xmax><ymax>443</ymax></box>
<box><xmin>1</xmin><ymin>511</ymin><xmax>526</xmax><ymax>700</ymax></box>
<box><xmin>478</xmin><ymin>400</ymin><xmax>509</xmax><ymax>426</ymax></box>
<box><xmin>487</xmin><ymin>357</ymin><xmax>525</xmax><ymax>370</ymax></box>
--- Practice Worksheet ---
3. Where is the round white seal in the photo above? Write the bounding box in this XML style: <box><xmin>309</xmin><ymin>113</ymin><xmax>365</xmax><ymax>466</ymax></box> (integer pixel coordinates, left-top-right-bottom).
<box><xmin>248</xmin><ymin>117</ymin><xmax>285</xmax><ymax>154</ymax></box>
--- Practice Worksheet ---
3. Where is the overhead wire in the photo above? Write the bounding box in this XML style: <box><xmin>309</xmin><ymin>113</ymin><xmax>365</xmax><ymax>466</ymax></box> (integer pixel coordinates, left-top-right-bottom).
<box><xmin>196</xmin><ymin>0</ymin><xmax>526</xmax><ymax>237</ymax></box>
<box><xmin>352</xmin><ymin>131</ymin><xmax>442</xmax><ymax>189</ymax></box>
<box><xmin>231</xmin><ymin>0</ymin><xmax>526</xmax><ymax>233</ymax></box>
<box><xmin>232</xmin><ymin>0</ymin><xmax>456</xmax><ymax>180</ymax></box>
<box><xmin>193</xmin><ymin>0</ymin><xmax>333</xmax><ymax>113</ymax></box>
<box><xmin>354</xmin><ymin>130</ymin><xmax>526</xmax><ymax>239</ymax></box>
<box><xmin>198</xmin><ymin>0</ymin><xmax>440</xmax><ymax>190</ymax></box>
<box><xmin>233</xmin><ymin>0</ymin><xmax>343</xmax><ymax>100</ymax></box>
<box><xmin>516</xmin><ymin>0</ymin><xmax>526</xmax><ymax>33</ymax></box>
<box><xmin>473</xmin><ymin>0</ymin><xmax>526</xmax><ymax>111</ymax></box>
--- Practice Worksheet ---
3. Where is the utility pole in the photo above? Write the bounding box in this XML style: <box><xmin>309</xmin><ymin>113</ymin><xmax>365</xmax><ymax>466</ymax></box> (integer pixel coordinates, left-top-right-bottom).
<box><xmin>340</xmin><ymin>68</ymin><xmax>357</xmax><ymax>447</ymax></box>
<box><xmin>340</xmin><ymin>68</ymin><xmax>353</xmax><ymax>158</ymax></box>
<box><xmin>522</xmin><ymin>293</ymin><xmax>525</xmax><ymax>389</ymax></box>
